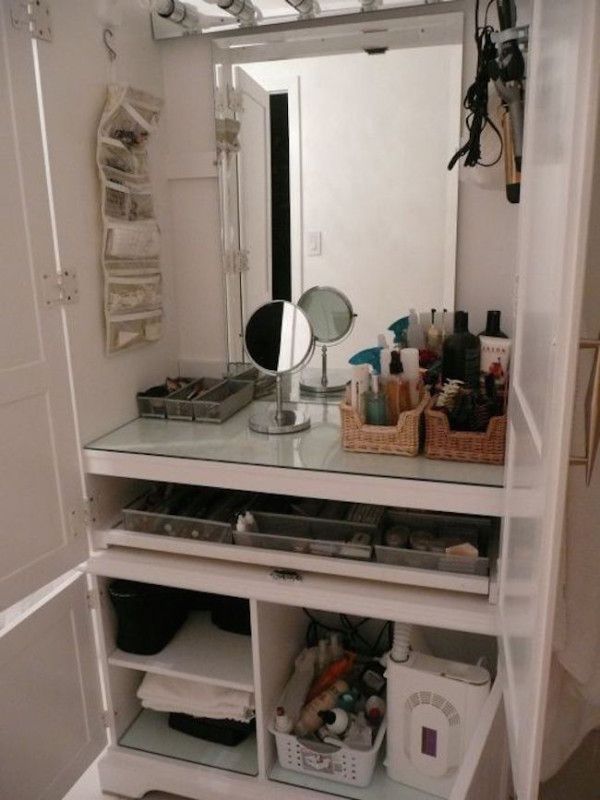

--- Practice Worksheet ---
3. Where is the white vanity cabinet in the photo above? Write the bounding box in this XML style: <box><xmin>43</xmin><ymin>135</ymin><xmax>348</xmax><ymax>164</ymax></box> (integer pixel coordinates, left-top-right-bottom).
<box><xmin>1</xmin><ymin>1</ymin><xmax>599</xmax><ymax>800</ymax></box>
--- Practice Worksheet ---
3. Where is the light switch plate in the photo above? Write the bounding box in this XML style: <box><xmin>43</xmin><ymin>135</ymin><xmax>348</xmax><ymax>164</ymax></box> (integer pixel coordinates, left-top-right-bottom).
<box><xmin>307</xmin><ymin>231</ymin><xmax>322</xmax><ymax>256</ymax></box>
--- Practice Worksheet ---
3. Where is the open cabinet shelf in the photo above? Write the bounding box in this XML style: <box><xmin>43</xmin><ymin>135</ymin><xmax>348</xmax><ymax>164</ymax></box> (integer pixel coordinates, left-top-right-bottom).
<box><xmin>108</xmin><ymin>610</ymin><xmax>254</xmax><ymax>691</ymax></box>
<box><xmin>84</xmin><ymin>413</ymin><xmax>505</xmax><ymax>517</ymax></box>
<box><xmin>118</xmin><ymin>708</ymin><xmax>259</xmax><ymax>776</ymax></box>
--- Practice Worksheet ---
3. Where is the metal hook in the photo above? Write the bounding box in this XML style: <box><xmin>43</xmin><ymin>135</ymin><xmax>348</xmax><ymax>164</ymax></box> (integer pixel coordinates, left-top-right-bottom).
<box><xmin>103</xmin><ymin>28</ymin><xmax>117</xmax><ymax>62</ymax></box>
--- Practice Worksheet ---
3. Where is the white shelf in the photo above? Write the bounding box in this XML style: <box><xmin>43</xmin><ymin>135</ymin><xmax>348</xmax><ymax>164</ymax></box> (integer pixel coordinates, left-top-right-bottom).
<box><xmin>84</xmin><ymin>407</ymin><xmax>505</xmax><ymax>516</ymax></box>
<box><xmin>270</xmin><ymin>761</ymin><xmax>439</xmax><ymax>800</ymax></box>
<box><xmin>88</xmin><ymin>548</ymin><xmax>498</xmax><ymax>635</ymax></box>
<box><xmin>119</xmin><ymin>708</ymin><xmax>258</xmax><ymax>775</ymax></box>
<box><xmin>108</xmin><ymin>610</ymin><xmax>254</xmax><ymax>691</ymax></box>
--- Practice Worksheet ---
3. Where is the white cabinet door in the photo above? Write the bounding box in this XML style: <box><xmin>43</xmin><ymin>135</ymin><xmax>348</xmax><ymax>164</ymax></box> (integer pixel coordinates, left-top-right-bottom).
<box><xmin>0</xmin><ymin>2</ymin><xmax>87</xmax><ymax>611</ymax></box>
<box><xmin>498</xmin><ymin>1</ymin><xmax>600</xmax><ymax>798</ymax></box>
<box><xmin>449</xmin><ymin>679</ymin><xmax>510</xmax><ymax>800</ymax></box>
<box><xmin>0</xmin><ymin>575</ymin><xmax>105</xmax><ymax>800</ymax></box>
<box><xmin>236</xmin><ymin>67</ymin><xmax>273</xmax><ymax>317</ymax></box>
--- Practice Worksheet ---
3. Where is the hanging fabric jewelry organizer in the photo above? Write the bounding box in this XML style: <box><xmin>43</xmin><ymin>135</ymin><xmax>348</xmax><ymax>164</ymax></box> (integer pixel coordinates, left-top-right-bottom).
<box><xmin>97</xmin><ymin>85</ymin><xmax>164</xmax><ymax>354</ymax></box>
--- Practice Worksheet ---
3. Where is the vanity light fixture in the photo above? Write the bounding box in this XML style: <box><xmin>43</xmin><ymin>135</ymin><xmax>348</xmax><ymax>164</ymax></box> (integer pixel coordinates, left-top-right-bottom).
<box><xmin>284</xmin><ymin>0</ymin><xmax>321</xmax><ymax>20</ymax></box>
<box><xmin>205</xmin><ymin>0</ymin><xmax>261</xmax><ymax>26</ymax></box>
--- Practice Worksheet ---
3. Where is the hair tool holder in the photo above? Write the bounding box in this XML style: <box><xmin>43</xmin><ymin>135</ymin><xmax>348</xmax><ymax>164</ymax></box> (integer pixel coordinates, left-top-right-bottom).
<box><xmin>244</xmin><ymin>300</ymin><xmax>315</xmax><ymax>434</ymax></box>
<box><xmin>298</xmin><ymin>286</ymin><xmax>356</xmax><ymax>395</ymax></box>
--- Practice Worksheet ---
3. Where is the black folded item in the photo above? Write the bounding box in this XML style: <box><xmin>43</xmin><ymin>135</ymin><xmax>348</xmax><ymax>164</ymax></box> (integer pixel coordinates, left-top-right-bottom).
<box><xmin>210</xmin><ymin>595</ymin><xmax>251</xmax><ymax>635</ymax></box>
<box><xmin>168</xmin><ymin>713</ymin><xmax>255</xmax><ymax>746</ymax></box>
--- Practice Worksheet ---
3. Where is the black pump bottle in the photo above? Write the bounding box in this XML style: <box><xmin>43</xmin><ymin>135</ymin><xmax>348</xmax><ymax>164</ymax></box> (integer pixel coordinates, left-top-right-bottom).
<box><xmin>442</xmin><ymin>311</ymin><xmax>480</xmax><ymax>390</ymax></box>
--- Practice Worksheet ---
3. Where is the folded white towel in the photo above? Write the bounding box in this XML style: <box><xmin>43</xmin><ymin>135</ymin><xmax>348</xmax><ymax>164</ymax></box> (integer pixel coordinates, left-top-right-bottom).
<box><xmin>138</xmin><ymin>673</ymin><xmax>255</xmax><ymax>722</ymax></box>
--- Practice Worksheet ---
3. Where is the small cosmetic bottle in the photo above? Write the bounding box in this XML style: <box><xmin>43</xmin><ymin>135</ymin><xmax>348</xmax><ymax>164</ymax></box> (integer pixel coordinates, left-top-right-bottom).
<box><xmin>386</xmin><ymin>351</ymin><xmax>402</xmax><ymax>425</ymax></box>
<box><xmin>426</xmin><ymin>308</ymin><xmax>442</xmax><ymax>354</ymax></box>
<box><xmin>400</xmin><ymin>348</ymin><xmax>420</xmax><ymax>408</ymax></box>
<box><xmin>366</xmin><ymin>374</ymin><xmax>387</xmax><ymax>425</ymax></box>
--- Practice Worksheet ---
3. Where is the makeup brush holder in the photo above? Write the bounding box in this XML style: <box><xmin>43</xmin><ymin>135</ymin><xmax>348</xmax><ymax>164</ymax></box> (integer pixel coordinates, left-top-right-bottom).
<box><xmin>424</xmin><ymin>397</ymin><xmax>507</xmax><ymax>465</ymax></box>
<box><xmin>340</xmin><ymin>393</ymin><xmax>428</xmax><ymax>457</ymax></box>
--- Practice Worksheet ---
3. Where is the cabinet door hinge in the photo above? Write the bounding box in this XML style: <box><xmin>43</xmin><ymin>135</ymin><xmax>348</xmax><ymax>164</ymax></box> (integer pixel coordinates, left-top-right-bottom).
<box><xmin>42</xmin><ymin>269</ymin><xmax>78</xmax><ymax>307</ymax></box>
<box><xmin>86</xmin><ymin>589</ymin><xmax>96</xmax><ymax>611</ymax></box>
<box><xmin>215</xmin><ymin>83</ymin><xmax>243</xmax><ymax>116</ymax></box>
<box><xmin>10</xmin><ymin>0</ymin><xmax>52</xmax><ymax>42</ymax></box>
<box><xmin>83</xmin><ymin>496</ymin><xmax>96</xmax><ymax>528</ymax></box>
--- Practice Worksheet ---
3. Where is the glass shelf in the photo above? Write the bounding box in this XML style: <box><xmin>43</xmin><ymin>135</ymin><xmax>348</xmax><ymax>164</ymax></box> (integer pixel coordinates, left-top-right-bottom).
<box><xmin>119</xmin><ymin>709</ymin><xmax>258</xmax><ymax>775</ymax></box>
<box><xmin>85</xmin><ymin>400</ymin><xmax>504</xmax><ymax>489</ymax></box>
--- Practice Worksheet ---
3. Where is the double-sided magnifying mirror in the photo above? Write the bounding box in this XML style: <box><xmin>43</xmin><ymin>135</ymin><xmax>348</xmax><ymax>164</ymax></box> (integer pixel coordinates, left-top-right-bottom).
<box><xmin>298</xmin><ymin>286</ymin><xmax>356</xmax><ymax>394</ymax></box>
<box><xmin>245</xmin><ymin>300</ymin><xmax>315</xmax><ymax>434</ymax></box>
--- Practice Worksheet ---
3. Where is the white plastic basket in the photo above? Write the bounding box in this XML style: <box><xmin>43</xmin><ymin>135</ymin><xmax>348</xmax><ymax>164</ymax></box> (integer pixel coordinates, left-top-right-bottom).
<box><xmin>269</xmin><ymin>717</ymin><xmax>386</xmax><ymax>788</ymax></box>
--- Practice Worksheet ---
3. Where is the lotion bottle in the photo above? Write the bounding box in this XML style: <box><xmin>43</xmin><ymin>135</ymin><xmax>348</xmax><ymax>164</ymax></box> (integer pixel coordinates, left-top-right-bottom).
<box><xmin>295</xmin><ymin>680</ymin><xmax>349</xmax><ymax>737</ymax></box>
<box><xmin>407</xmin><ymin>308</ymin><xmax>425</xmax><ymax>349</ymax></box>
<box><xmin>478</xmin><ymin>309</ymin><xmax>508</xmax><ymax>338</ymax></box>
<box><xmin>400</xmin><ymin>348</ymin><xmax>420</xmax><ymax>408</ymax></box>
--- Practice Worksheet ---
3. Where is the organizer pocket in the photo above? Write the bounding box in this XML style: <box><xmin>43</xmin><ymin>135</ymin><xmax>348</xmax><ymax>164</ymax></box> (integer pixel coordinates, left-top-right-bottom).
<box><xmin>103</xmin><ymin>180</ymin><xmax>154</xmax><ymax>222</ymax></box>
<box><xmin>106</xmin><ymin>274</ymin><xmax>162</xmax><ymax>314</ymax></box>
<box><xmin>105</xmin><ymin>221</ymin><xmax>161</xmax><ymax>260</ymax></box>
<box><xmin>107</xmin><ymin>309</ymin><xmax>162</xmax><ymax>352</ymax></box>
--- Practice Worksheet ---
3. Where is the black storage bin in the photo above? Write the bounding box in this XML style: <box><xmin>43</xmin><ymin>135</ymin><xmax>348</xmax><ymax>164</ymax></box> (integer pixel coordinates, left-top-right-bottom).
<box><xmin>210</xmin><ymin>595</ymin><xmax>251</xmax><ymax>635</ymax></box>
<box><xmin>108</xmin><ymin>580</ymin><xmax>188</xmax><ymax>655</ymax></box>
<box><xmin>168</xmin><ymin>713</ymin><xmax>255</xmax><ymax>746</ymax></box>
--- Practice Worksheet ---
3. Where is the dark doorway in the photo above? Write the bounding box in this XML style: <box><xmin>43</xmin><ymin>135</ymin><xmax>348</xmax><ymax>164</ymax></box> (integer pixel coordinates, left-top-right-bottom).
<box><xmin>270</xmin><ymin>93</ymin><xmax>291</xmax><ymax>302</ymax></box>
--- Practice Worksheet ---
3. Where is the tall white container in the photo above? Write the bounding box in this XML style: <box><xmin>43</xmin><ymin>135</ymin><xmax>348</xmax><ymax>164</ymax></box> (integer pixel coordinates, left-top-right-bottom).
<box><xmin>385</xmin><ymin>652</ymin><xmax>490</xmax><ymax>798</ymax></box>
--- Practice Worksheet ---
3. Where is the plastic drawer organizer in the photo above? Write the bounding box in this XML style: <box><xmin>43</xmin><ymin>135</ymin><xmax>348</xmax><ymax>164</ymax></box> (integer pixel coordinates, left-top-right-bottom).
<box><xmin>119</xmin><ymin>487</ymin><xmax>494</xmax><ymax>581</ymax></box>
<box><xmin>376</xmin><ymin>509</ymin><xmax>492</xmax><ymax>577</ymax></box>
<box><xmin>234</xmin><ymin>512</ymin><xmax>375</xmax><ymax>561</ymax></box>
<box><xmin>137</xmin><ymin>377</ymin><xmax>253</xmax><ymax>423</ymax></box>
<box><xmin>122</xmin><ymin>490</ymin><xmax>235</xmax><ymax>544</ymax></box>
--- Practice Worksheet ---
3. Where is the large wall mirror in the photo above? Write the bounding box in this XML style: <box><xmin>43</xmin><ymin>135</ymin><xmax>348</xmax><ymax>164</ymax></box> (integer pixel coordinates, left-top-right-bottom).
<box><xmin>213</xmin><ymin>11</ymin><xmax>463</xmax><ymax>371</ymax></box>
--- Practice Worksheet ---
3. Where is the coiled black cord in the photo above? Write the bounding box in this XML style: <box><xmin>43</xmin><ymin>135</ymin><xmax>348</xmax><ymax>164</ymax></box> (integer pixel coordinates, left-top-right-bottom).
<box><xmin>448</xmin><ymin>0</ymin><xmax>503</xmax><ymax>170</ymax></box>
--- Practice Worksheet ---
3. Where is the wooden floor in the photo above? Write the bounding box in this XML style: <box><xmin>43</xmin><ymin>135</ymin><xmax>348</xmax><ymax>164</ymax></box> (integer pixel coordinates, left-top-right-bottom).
<box><xmin>539</xmin><ymin>729</ymin><xmax>600</xmax><ymax>800</ymax></box>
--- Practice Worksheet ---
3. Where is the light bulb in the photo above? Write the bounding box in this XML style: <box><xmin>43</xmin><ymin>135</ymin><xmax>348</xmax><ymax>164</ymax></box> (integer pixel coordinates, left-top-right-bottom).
<box><xmin>215</xmin><ymin>0</ymin><xmax>260</xmax><ymax>26</ymax></box>
<box><xmin>285</xmin><ymin>0</ymin><xmax>320</xmax><ymax>18</ymax></box>
<box><xmin>151</xmin><ymin>0</ymin><xmax>201</xmax><ymax>29</ymax></box>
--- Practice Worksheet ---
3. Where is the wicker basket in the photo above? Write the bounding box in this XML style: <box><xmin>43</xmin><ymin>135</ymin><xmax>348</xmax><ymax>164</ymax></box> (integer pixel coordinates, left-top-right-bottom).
<box><xmin>340</xmin><ymin>393</ymin><xmax>428</xmax><ymax>457</ymax></box>
<box><xmin>424</xmin><ymin>397</ymin><xmax>506</xmax><ymax>465</ymax></box>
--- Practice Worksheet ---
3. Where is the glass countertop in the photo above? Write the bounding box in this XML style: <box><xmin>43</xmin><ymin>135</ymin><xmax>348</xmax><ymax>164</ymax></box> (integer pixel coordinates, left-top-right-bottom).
<box><xmin>85</xmin><ymin>400</ymin><xmax>504</xmax><ymax>488</ymax></box>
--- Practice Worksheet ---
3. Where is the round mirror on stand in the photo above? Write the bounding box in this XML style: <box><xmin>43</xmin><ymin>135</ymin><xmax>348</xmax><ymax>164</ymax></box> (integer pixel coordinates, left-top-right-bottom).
<box><xmin>245</xmin><ymin>300</ymin><xmax>315</xmax><ymax>434</ymax></box>
<box><xmin>297</xmin><ymin>286</ymin><xmax>356</xmax><ymax>394</ymax></box>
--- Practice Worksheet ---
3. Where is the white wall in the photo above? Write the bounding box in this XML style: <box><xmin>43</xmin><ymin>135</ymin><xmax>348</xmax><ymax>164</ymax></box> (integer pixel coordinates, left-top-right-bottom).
<box><xmin>36</xmin><ymin>0</ymin><xmax>178</xmax><ymax>442</ymax></box>
<box><xmin>243</xmin><ymin>46</ymin><xmax>461</xmax><ymax>367</ymax></box>
<box><xmin>160</xmin><ymin>35</ymin><xmax>228</xmax><ymax>376</ymax></box>
<box><xmin>160</xmin><ymin>7</ymin><xmax>522</xmax><ymax>370</ymax></box>
<box><xmin>453</xmin><ymin>0</ymin><xmax>525</xmax><ymax>338</ymax></box>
